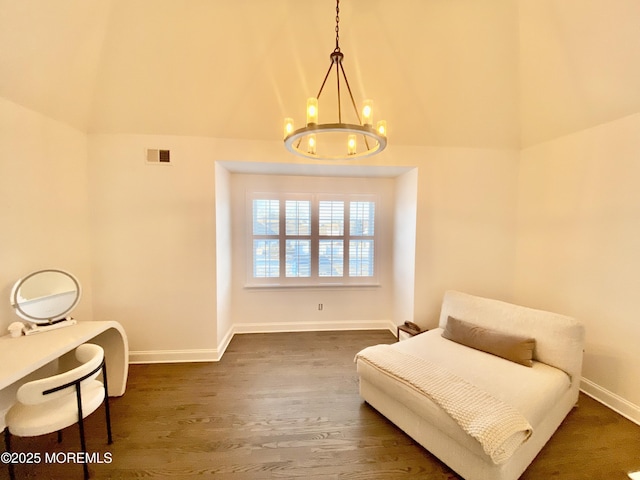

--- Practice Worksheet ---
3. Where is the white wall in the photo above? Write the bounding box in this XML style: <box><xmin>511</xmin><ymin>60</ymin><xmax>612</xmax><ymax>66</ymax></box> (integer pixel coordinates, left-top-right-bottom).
<box><xmin>514</xmin><ymin>113</ymin><xmax>640</xmax><ymax>421</ymax></box>
<box><xmin>81</xmin><ymin>136</ymin><xmax>518</xmax><ymax>361</ymax></box>
<box><xmin>214</xmin><ymin>162</ymin><xmax>233</xmax><ymax>355</ymax></box>
<box><xmin>219</xmin><ymin>145</ymin><xmax>519</xmax><ymax>334</ymax></box>
<box><xmin>0</xmin><ymin>98</ymin><xmax>93</xmax><ymax>332</ymax></box>
<box><xmin>393</xmin><ymin>168</ymin><xmax>418</xmax><ymax>326</ymax></box>
<box><xmin>88</xmin><ymin>134</ymin><xmax>218</xmax><ymax>362</ymax></box>
<box><xmin>409</xmin><ymin>146</ymin><xmax>520</xmax><ymax>327</ymax></box>
<box><xmin>229</xmin><ymin>173</ymin><xmax>396</xmax><ymax>333</ymax></box>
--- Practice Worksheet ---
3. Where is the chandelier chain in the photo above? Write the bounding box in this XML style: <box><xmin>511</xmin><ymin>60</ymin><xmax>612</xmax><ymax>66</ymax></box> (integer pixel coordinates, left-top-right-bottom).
<box><xmin>334</xmin><ymin>0</ymin><xmax>340</xmax><ymax>52</ymax></box>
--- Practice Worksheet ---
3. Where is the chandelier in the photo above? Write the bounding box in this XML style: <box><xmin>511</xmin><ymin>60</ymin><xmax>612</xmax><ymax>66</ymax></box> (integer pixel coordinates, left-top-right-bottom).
<box><xmin>283</xmin><ymin>0</ymin><xmax>387</xmax><ymax>160</ymax></box>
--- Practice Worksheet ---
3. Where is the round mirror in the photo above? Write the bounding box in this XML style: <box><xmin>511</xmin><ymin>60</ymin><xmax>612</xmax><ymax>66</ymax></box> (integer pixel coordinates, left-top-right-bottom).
<box><xmin>10</xmin><ymin>269</ymin><xmax>81</xmax><ymax>324</ymax></box>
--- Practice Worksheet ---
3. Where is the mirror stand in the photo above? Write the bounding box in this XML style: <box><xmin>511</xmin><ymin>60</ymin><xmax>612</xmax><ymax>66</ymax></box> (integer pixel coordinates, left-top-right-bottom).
<box><xmin>23</xmin><ymin>318</ymin><xmax>78</xmax><ymax>336</ymax></box>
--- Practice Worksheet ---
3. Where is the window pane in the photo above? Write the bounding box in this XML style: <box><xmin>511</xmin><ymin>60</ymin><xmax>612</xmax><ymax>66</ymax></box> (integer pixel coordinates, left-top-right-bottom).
<box><xmin>285</xmin><ymin>200</ymin><xmax>311</xmax><ymax>236</ymax></box>
<box><xmin>253</xmin><ymin>239</ymin><xmax>279</xmax><ymax>277</ymax></box>
<box><xmin>286</xmin><ymin>240</ymin><xmax>311</xmax><ymax>277</ymax></box>
<box><xmin>350</xmin><ymin>201</ymin><xmax>375</xmax><ymax>236</ymax></box>
<box><xmin>253</xmin><ymin>199</ymin><xmax>279</xmax><ymax>235</ymax></box>
<box><xmin>349</xmin><ymin>240</ymin><xmax>374</xmax><ymax>277</ymax></box>
<box><xmin>319</xmin><ymin>201</ymin><xmax>344</xmax><ymax>236</ymax></box>
<box><xmin>319</xmin><ymin>240</ymin><xmax>343</xmax><ymax>277</ymax></box>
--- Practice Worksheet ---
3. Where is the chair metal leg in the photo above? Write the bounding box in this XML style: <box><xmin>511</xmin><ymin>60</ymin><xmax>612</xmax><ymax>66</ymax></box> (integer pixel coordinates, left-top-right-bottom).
<box><xmin>75</xmin><ymin>384</ymin><xmax>89</xmax><ymax>480</ymax></box>
<box><xmin>102</xmin><ymin>362</ymin><xmax>113</xmax><ymax>444</ymax></box>
<box><xmin>4</xmin><ymin>428</ymin><xmax>15</xmax><ymax>480</ymax></box>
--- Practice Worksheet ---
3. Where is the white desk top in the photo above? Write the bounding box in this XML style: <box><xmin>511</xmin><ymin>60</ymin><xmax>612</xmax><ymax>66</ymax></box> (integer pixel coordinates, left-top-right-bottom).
<box><xmin>0</xmin><ymin>320</ymin><xmax>128</xmax><ymax>393</ymax></box>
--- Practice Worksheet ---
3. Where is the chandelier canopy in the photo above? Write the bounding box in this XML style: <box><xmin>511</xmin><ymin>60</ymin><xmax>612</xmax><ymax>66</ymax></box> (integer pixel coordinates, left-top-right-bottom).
<box><xmin>283</xmin><ymin>0</ymin><xmax>387</xmax><ymax>160</ymax></box>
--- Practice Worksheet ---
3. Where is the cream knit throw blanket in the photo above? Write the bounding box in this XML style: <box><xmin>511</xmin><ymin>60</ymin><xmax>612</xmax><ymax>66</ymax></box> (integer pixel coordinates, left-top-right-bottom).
<box><xmin>356</xmin><ymin>344</ymin><xmax>532</xmax><ymax>464</ymax></box>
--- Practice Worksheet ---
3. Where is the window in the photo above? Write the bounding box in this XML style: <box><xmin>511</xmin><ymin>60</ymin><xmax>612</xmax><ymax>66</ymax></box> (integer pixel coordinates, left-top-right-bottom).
<box><xmin>249</xmin><ymin>194</ymin><xmax>377</xmax><ymax>286</ymax></box>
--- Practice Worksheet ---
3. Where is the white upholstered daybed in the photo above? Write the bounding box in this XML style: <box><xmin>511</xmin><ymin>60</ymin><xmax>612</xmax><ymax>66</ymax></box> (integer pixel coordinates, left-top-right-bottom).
<box><xmin>356</xmin><ymin>290</ymin><xmax>585</xmax><ymax>480</ymax></box>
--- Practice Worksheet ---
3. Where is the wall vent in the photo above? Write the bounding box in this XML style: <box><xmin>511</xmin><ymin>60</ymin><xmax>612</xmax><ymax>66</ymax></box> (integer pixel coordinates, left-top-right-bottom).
<box><xmin>146</xmin><ymin>149</ymin><xmax>171</xmax><ymax>164</ymax></box>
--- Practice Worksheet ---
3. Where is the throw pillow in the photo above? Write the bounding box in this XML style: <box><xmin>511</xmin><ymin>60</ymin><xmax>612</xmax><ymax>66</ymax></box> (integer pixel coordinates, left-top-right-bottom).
<box><xmin>442</xmin><ymin>316</ymin><xmax>535</xmax><ymax>367</ymax></box>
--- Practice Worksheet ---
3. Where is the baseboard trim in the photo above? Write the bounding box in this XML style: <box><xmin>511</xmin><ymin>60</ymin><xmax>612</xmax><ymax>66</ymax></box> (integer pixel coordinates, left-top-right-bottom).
<box><xmin>215</xmin><ymin>325</ymin><xmax>234</xmax><ymax>360</ymax></box>
<box><xmin>129</xmin><ymin>349</ymin><xmax>219</xmax><ymax>364</ymax></box>
<box><xmin>232</xmin><ymin>319</ymin><xmax>397</xmax><ymax>335</ymax></box>
<box><xmin>130</xmin><ymin>321</ymin><xmax>397</xmax><ymax>364</ymax></box>
<box><xmin>581</xmin><ymin>377</ymin><xmax>640</xmax><ymax>426</ymax></box>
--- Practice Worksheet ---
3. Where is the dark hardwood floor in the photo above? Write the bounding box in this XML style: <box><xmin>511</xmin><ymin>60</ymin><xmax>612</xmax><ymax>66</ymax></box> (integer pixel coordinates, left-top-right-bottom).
<box><xmin>5</xmin><ymin>331</ymin><xmax>640</xmax><ymax>479</ymax></box>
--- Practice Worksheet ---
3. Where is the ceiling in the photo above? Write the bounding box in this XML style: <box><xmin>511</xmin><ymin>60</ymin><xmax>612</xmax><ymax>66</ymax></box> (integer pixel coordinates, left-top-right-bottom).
<box><xmin>1</xmin><ymin>0</ymin><xmax>638</xmax><ymax>149</ymax></box>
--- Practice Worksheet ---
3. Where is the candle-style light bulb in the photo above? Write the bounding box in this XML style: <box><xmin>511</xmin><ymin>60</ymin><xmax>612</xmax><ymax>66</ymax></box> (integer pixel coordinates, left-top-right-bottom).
<box><xmin>362</xmin><ymin>100</ymin><xmax>374</xmax><ymax>126</ymax></box>
<box><xmin>284</xmin><ymin>118</ymin><xmax>294</xmax><ymax>139</ymax></box>
<box><xmin>306</xmin><ymin>98</ymin><xmax>318</xmax><ymax>125</ymax></box>
<box><xmin>347</xmin><ymin>134</ymin><xmax>357</xmax><ymax>155</ymax></box>
<box><xmin>307</xmin><ymin>134</ymin><xmax>317</xmax><ymax>155</ymax></box>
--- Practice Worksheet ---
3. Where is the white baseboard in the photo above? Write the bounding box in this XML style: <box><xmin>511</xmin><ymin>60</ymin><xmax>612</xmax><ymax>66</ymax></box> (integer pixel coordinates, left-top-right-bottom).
<box><xmin>129</xmin><ymin>320</ymin><xmax>396</xmax><ymax>364</ymax></box>
<box><xmin>581</xmin><ymin>377</ymin><xmax>640</xmax><ymax>426</ymax></box>
<box><xmin>129</xmin><ymin>349</ymin><xmax>220</xmax><ymax>364</ymax></box>
<box><xmin>215</xmin><ymin>325</ymin><xmax>234</xmax><ymax>360</ymax></box>
<box><xmin>232</xmin><ymin>319</ymin><xmax>397</xmax><ymax>335</ymax></box>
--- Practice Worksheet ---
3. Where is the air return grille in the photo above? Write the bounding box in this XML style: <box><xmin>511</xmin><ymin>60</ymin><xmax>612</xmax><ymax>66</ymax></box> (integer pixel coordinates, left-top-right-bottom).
<box><xmin>146</xmin><ymin>149</ymin><xmax>171</xmax><ymax>164</ymax></box>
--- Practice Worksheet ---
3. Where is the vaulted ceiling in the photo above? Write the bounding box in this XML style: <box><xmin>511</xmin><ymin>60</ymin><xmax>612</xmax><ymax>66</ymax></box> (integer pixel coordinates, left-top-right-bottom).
<box><xmin>1</xmin><ymin>0</ymin><xmax>639</xmax><ymax>149</ymax></box>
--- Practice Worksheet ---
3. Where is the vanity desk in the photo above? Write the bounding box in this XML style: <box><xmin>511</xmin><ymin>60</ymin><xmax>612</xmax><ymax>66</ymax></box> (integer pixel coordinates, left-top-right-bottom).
<box><xmin>0</xmin><ymin>321</ymin><xmax>129</xmax><ymax>429</ymax></box>
<box><xmin>0</xmin><ymin>320</ymin><xmax>129</xmax><ymax>395</ymax></box>
<box><xmin>1</xmin><ymin>269</ymin><xmax>129</xmax><ymax>430</ymax></box>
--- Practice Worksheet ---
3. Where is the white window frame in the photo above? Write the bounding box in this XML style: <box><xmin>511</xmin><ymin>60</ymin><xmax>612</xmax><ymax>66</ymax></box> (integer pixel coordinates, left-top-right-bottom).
<box><xmin>246</xmin><ymin>191</ymin><xmax>379</xmax><ymax>287</ymax></box>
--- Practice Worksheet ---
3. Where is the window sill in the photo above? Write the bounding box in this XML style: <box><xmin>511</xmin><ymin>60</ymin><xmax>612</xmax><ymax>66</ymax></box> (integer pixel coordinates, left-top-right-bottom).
<box><xmin>244</xmin><ymin>282</ymin><xmax>381</xmax><ymax>290</ymax></box>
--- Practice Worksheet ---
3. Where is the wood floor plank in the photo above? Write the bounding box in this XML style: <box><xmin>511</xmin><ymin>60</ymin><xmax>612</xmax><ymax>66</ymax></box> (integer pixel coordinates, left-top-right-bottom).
<box><xmin>4</xmin><ymin>330</ymin><xmax>640</xmax><ymax>479</ymax></box>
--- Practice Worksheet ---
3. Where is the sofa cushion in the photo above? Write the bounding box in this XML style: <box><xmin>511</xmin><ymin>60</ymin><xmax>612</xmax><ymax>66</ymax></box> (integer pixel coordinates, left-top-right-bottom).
<box><xmin>437</xmin><ymin>290</ymin><xmax>584</xmax><ymax>379</ymax></box>
<box><xmin>443</xmin><ymin>316</ymin><xmax>535</xmax><ymax>367</ymax></box>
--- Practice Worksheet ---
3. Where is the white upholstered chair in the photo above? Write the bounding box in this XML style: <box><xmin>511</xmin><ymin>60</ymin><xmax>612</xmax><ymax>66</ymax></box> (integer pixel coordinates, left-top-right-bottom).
<box><xmin>3</xmin><ymin>343</ymin><xmax>112</xmax><ymax>480</ymax></box>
